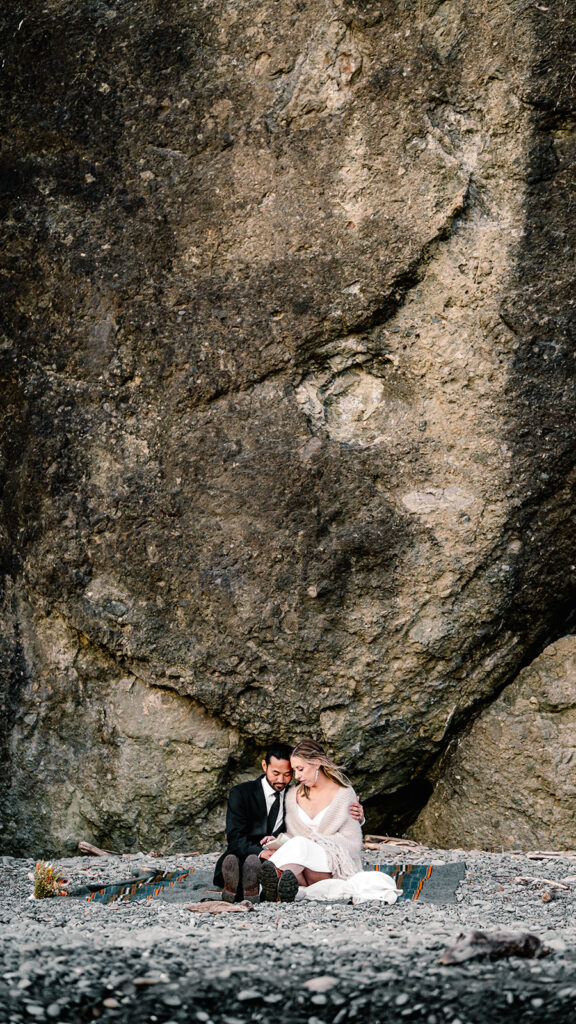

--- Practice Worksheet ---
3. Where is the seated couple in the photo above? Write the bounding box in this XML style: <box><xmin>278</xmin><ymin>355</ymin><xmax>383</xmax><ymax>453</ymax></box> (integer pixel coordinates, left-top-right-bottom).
<box><xmin>214</xmin><ymin>738</ymin><xmax>374</xmax><ymax>904</ymax></box>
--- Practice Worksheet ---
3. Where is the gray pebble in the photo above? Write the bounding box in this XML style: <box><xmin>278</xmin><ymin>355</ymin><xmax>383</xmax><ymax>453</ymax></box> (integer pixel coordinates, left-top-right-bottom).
<box><xmin>162</xmin><ymin>994</ymin><xmax>182</xmax><ymax>1007</ymax></box>
<box><xmin>236</xmin><ymin>989</ymin><xmax>262</xmax><ymax>1001</ymax></box>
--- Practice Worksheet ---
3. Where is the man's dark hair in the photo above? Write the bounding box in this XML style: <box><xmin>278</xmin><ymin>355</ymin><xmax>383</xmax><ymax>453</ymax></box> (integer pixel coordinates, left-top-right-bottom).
<box><xmin>265</xmin><ymin>742</ymin><xmax>292</xmax><ymax>764</ymax></box>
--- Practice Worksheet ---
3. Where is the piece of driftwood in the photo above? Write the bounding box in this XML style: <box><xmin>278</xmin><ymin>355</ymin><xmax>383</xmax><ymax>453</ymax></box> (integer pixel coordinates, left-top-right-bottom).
<box><xmin>513</xmin><ymin>875</ymin><xmax>571</xmax><ymax>891</ymax></box>
<box><xmin>185</xmin><ymin>900</ymin><xmax>254</xmax><ymax>914</ymax></box>
<box><xmin>78</xmin><ymin>841</ymin><xmax>123</xmax><ymax>857</ymax></box>
<box><xmin>78</xmin><ymin>841</ymin><xmax>202</xmax><ymax>858</ymax></box>
<box><xmin>526</xmin><ymin>850</ymin><xmax>576</xmax><ymax>860</ymax></box>
<box><xmin>363</xmin><ymin>835</ymin><xmax>424</xmax><ymax>851</ymax></box>
<box><xmin>439</xmin><ymin>930</ymin><xmax>548</xmax><ymax>966</ymax></box>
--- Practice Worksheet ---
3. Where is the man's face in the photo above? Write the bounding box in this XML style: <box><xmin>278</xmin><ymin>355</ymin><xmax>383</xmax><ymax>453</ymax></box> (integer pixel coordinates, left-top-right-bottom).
<box><xmin>262</xmin><ymin>756</ymin><xmax>293</xmax><ymax>791</ymax></box>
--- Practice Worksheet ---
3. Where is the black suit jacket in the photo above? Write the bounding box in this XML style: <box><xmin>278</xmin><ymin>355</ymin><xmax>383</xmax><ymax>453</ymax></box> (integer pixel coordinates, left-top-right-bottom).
<box><xmin>213</xmin><ymin>776</ymin><xmax>286</xmax><ymax>886</ymax></box>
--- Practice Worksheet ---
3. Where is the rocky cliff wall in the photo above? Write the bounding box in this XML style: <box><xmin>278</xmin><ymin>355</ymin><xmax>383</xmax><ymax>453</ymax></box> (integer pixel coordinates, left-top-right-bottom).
<box><xmin>412</xmin><ymin>636</ymin><xmax>576</xmax><ymax>850</ymax></box>
<box><xmin>1</xmin><ymin>0</ymin><xmax>575</xmax><ymax>854</ymax></box>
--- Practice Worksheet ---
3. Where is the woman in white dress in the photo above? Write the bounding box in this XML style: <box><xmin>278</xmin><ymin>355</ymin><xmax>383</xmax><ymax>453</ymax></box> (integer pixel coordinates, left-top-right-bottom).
<box><xmin>258</xmin><ymin>739</ymin><xmax>363</xmax><ymax>901</ymax></box>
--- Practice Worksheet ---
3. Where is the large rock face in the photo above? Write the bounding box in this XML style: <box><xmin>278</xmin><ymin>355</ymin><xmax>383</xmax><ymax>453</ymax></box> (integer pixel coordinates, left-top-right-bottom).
<box><xmin>411</xmin><ymin>636</ymin><xmax>576</xmax><ymax>850</ymax></box>
<box><xmin>1</xmin><ymin>0</ymin><xmax>575</xmax><ymax>854</ymax></box>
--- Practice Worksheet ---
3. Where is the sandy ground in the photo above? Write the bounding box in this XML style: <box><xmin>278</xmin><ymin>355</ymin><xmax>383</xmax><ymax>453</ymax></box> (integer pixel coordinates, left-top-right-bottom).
<box><xmin>1</xmin><ymin>848</ymin><xmax>576</xmax><ymax>1023</ymax></box>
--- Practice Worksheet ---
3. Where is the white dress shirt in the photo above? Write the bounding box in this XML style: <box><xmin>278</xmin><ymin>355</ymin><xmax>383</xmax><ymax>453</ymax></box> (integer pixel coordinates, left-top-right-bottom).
<box><xmin>261</xmin><ymin>777</ymin><xmax>285</xmax><ymax>833</ymax></box>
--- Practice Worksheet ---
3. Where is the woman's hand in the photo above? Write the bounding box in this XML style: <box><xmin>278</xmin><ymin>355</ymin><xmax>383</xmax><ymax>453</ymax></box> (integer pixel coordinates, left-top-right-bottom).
<box><xmin>349</xmin><ymin>800</ymin><xmax>364</xmax><ymax>823</ymax></box>
<box><xmin>259</xmin><ymin>849</ymin><xmax>273</xmax><ymax>860</ymax></box>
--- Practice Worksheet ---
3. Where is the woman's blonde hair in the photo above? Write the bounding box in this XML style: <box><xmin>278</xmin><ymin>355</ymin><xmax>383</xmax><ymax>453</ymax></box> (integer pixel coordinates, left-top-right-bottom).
<box><xmin>291</xmin><ymin>738</ymin><xmax>353</xmax><ymax>798</ymax></box>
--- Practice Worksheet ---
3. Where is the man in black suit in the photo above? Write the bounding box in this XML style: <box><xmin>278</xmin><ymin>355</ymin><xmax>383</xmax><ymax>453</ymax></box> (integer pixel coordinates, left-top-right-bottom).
<box><xmin>214</xmin><ymin>742</ymin><xmax>364</xmax><ymax>902</ymax></box>
<box><xmin>213</xmin><ymin>742</ymin><xmax>294</xmax><ymax>902</ymax></box>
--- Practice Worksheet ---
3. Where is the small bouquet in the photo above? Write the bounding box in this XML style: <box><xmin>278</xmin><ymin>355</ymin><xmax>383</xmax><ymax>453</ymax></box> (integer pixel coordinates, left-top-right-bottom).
<box><xmin>31</xmin><ymin>861</ymin><xmax>68</xmax><ymax>899</ymax></box>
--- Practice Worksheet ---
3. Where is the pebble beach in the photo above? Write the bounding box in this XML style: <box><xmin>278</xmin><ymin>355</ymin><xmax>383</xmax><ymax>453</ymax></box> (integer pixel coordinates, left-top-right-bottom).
<box><xmin>1</xmin><ymin>848</ymin><xmax>575</xmax><ymax>1024</ymax></box>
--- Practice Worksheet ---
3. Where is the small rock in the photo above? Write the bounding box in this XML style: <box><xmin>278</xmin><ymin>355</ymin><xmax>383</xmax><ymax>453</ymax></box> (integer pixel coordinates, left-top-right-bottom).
<box><xmin>237</xmin><ymin>989</ymin><xmax>262</xmax><ymax>1002</ymax></box>
<box><xmin>162</xmin><ymin>994</ymin><xmax>182</xmax><ymax>1007</ymax></box>
<box><xmin>303</xmin><ymin>975</ymin><xmax>338</xmax><ymax>992</ymax></box>
<box><xmin>19</xmin><ymin>960</ymin><xmax>38</xmax><ymax>976</ymax></box>
<box><xmin>395</xmin><ymin>993</ymin><xmax>410</xmax><ymax>1006</ymax></box>
<box><xmin>546</xmin><ymin>937</ymin><xmax>567</xmax><ymax>953</ymax></box>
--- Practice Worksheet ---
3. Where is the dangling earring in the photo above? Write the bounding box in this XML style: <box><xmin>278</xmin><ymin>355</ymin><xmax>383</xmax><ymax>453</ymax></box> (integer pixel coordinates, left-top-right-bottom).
<box><xmin>313</xmin><ymin>767</ymin><xmax>319</xmax><ymax>785</ymax></box>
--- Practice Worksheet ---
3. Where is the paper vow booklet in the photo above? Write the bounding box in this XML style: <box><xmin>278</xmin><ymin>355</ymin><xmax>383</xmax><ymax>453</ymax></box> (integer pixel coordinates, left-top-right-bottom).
<box><xmin>263</xmin><ymin>832</ymin><xmax>290</xmax><ymax>851</ymax></box>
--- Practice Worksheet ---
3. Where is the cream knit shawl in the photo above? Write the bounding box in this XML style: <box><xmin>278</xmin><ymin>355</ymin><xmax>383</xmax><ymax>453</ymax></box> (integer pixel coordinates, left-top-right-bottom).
<box><xmin>285</xmin><ymin>785</ymin><xmax>363</xmax><ymax>880</ymax></box>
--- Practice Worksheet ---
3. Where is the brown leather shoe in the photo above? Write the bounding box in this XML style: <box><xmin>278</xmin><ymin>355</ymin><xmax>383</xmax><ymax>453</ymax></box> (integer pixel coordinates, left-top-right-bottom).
<box><xmin>242</xmin><ymin>854</ymin><xmax>260</xmax><ymax>902</ymax></box>
<box><xmin>221</xmin><ymin>854</ymin><xmax>239</xmax><ymax>903</ymax></box>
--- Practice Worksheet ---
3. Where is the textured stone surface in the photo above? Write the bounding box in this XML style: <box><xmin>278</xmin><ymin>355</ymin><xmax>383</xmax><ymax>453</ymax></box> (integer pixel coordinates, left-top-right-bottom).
<box><xmin>0</xmin><ymin>0</ymin><xmax>575</xmax><ymax>854</ymax></box>
<box><xmin>411</xmin><ymin>636</ymin><xmax>576</xmax><ymax>850</ymax></box>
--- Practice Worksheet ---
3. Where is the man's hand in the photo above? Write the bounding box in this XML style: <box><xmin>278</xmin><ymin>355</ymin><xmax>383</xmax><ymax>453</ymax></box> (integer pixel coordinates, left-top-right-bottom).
<box><xmin>349</xmin><ymin>800</ymin><xmax>364</xmax><ymax>823</ymax></box>
<box><xmin>260</xmin><ymin>836</ymin><xmax>275</xmax><ymax>846</ymax></box>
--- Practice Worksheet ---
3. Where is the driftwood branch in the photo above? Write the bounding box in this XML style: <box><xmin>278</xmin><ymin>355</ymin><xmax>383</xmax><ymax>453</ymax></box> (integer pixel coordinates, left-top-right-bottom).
<box><xmin>439</xmin><ymin>930</ymin><xmax>548</xmax><ymax>965</ymax></box>
<box><xmin>78</xmin><ymin>841</ymin><xmax>123</xmax><ymax>857</ymax></box>
<box><xmin>363</xmin><ymin>835</ymin><xmax>426</xmax><ymax>851</ymax></box>
<box><xmin>513</xmin><ymin>875</ymin><xmax>571</xmax><ymax>891</ymax></box>
<box><xmin>364</xmin><ymin>835</ymin><xmax>421</xmax><ymax>846</ymax></box>
<box><xmin>77</xmin><ymin>840</ymin><xmax>201</xmax><ymax>858</ymax></box>
<box><xmin>185</xmin><ymin>900</ymin><xmax>254</xmax><ymax>914</ymax></box>
<box><xmin>526</xmin><ymin>850</ymin><xmax>576</xmax><ymax>860</ymax></box>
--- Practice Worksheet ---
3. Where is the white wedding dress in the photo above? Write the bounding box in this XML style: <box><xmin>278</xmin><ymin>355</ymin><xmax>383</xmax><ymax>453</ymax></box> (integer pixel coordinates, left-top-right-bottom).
<box><xmin>270</xmin><ymin>803</ymin><xmax>401</xmax><ymax>905</ymax></box>
<box><xmin>270</xmin><ymin>804</ymin><xmax>331</xmax><ymax>872</ymax></box>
